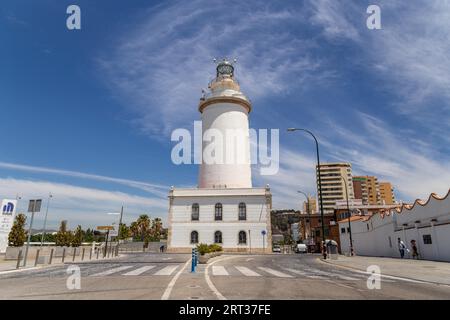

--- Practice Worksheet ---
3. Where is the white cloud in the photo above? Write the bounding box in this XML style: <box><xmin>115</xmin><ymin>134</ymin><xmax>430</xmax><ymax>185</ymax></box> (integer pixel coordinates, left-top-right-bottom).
<box><xmin>98</xmin><ymin>0</ymin><xmax>330</xmax><ymax>136</ymax></box>
<box><xmin>0</xmin><ymin>178</ymin><xmax>168</xmax><ymax>230</ymax></box>
<box><xmin>0</xmin><ymin>161</ymin><xmax>168</xmax><ymax>197</ymax></box>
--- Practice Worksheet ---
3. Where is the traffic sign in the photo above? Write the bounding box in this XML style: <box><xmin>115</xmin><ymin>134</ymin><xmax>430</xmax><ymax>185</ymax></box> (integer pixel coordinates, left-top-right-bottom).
<box><xmin>261</xmin><ymin>230</ymin><xmax>266</xmax><ymax>236</ymax></box>
<box><xmin>28</xmin><ymin>199</ymin><xmax>42</xmax><ymax>213</ymax></box>
<box><xmin>97</xmin><ymin>225</ymin><xmax>115</xmax><ymax>231</ymax></box>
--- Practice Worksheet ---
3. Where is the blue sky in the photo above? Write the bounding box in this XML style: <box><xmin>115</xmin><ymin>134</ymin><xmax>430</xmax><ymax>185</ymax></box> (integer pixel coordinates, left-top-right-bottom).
<box><xmin>1</xmin><ymin>0</ymin><xmax>449</xmax><ymax>229</ymax></box>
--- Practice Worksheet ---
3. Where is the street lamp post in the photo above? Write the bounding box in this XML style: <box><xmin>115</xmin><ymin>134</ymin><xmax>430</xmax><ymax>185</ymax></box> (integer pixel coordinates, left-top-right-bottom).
<box><xmin>288</xmin><ymin>128</ymin><xmax>326</xmax><ymax>258</ymax></box>
<box><xmin>40</xmin><ymin>193</ymin><xmax>53</xmax><ymax>247</ymax></box>
<box><xmin>340</xmin><ymin>176</ymin><xmax>354</xmax><ymax>256</ymax></box>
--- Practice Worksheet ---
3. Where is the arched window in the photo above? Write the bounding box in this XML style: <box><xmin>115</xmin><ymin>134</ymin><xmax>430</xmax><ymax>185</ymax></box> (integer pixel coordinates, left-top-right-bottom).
<box><xmin>191</xmin><ymin>203</ymin><xmax>199</xmax><ymax>221</ymax></box>
<box><xmin>190</xmin><ymin>231</ymin><xmax>198</xmax><ymax>244</ymax></box>
<box><xmin>238</xmin><ymin>202</ymin><xmax>246</xmax><ymax>220</ymax></box>
<box><xmin>215</xmin><ymin>203</ymin><xmax>223</xmax><ymax>221</ymax></box>
<box><xmin>238</xmin><ymin>231</ymin><xmax>247</xmax><ymax>244</ymax></box>
<box><xmin>214</xmin><ymin>231</ymin><xmax>222</xmax><ymax>243</ymax></box>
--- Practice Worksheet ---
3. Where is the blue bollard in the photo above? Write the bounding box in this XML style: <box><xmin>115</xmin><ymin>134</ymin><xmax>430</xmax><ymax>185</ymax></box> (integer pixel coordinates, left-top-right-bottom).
<box><xmin>191</xmin><ymin>248</ymin><xmax>196</xmax><ymax>273</ymax></box>
<box><xmin>194</xmin><ymin>248</ymin><xmax>198</xmax><ymax>267</ymax></box>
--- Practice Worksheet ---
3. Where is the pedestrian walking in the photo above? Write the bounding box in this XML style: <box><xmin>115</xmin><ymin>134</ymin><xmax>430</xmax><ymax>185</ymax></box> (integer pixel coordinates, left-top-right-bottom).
<box><xmin>411</xmin><ymin>240</ymin><xmax>419</xmax><ymax>259</ymax></box>
<box><xmin>397</xmin><ymin>238</ymin><xmax>407</xmax><ymax>258</ymax></box>
<box><xmin>160</xmin><ymin>245</ymin><xmax>164</xmax><ymax>253</ymax></box>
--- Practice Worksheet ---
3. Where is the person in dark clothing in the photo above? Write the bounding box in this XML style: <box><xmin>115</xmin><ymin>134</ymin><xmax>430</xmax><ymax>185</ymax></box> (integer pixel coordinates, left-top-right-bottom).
<box><xmin>411</xmin><ymin>240</ymin><xmax>419</xmax><ymax>259</ymax></box>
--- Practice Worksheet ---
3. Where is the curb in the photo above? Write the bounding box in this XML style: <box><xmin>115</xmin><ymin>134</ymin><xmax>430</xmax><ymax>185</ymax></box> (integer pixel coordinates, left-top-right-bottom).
<box><xmin>317</xmin><ymin>257</ymin><xmax>450</xmax><ymax>287</ymax></box>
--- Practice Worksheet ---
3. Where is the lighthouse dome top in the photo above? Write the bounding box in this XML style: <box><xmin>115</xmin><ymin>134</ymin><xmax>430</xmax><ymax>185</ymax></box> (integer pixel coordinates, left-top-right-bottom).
<box><xmin>215</xmin><ymin>58</ymin><xmax>235</xmax><ymax>77</ymax></box>
<box><xmin>199</xmin><ymin>58</ymin><xmax>251</xmax><ymax>113</ymax></box>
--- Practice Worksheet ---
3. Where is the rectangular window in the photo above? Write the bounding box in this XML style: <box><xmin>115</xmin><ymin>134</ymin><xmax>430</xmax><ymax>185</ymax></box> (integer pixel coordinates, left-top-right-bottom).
<box><xmin>423</xmin><ymin>234</ymin><xmax>432</xmax><ymax>244</ymax></box>
<box><xmin>341</xmin><ymin>228</ymin><xmax>346</xmax><ymax>234</ymax></box>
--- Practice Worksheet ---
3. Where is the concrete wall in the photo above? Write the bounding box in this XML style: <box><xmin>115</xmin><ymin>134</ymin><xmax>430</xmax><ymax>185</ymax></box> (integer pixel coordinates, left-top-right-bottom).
<box><xmin>339</xmin><ymin>190</ymin><xmax>450</xmax><ymax>262</ymax></box>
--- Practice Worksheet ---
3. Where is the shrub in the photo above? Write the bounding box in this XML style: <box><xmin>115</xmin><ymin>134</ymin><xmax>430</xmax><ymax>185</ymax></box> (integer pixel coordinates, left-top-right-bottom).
<box><xmin>208</xmin><ymin>244</ymin><xmax>223</xmax><ymax>252</ymax></box>
<box><xmin>196</xmin><ymin>243</ymin><xmax>210</xmax><ymax>255</ymax></box>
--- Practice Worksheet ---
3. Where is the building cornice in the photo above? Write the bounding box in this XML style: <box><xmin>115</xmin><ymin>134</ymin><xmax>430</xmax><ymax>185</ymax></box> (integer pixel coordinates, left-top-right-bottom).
<box><xmin>198</xmin><ymin>96</ymin><xmax>252</xmax><ymax>114</ymax></box>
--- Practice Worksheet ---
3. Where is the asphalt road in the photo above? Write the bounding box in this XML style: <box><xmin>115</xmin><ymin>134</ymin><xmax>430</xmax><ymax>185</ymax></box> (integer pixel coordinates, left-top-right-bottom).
<box><xmin>0</xmin><ymin>253</ymin><xmax>449</xmax><ymax>299</ymax></box>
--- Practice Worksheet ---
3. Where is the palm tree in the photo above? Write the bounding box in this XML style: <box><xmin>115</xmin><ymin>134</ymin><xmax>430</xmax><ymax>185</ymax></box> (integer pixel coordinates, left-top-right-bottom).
<box><xmin>130</xmin><ymin>214</ymin><xmax>151</xmax><ymax>242</ymax></box>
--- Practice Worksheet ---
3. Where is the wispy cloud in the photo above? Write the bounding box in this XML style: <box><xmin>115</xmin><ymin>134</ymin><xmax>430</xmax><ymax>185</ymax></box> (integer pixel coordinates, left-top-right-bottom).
<box><xmin>98</xmin><ymin>0</ymin><xmax>331</xmax><ymax>136</ymax></box>
<box><xmin>0</xmin><ymin>162</ymin><xmax>168</xmax><ymax>197</ymax></box>
<box><xmin>0</xmin><ymin>178</ymin><xmax>168</xmax><ymax>230</ymax></box>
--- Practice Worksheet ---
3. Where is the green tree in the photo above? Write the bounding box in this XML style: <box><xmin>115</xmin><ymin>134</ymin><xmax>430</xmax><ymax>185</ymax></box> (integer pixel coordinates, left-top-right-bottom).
<box><xmin>130</xmin><ymin>214</ymin><xmax>151</xmax><ymax>242</ymax></box>
<box><xmin>55</xmin><ymin>220</ymin><xmax>72</xmax><ymax>246</ymax></box>
<box><xmin>71</xmin><ymin>225</ymin><xmax>83</xmax><ymax>247</ymax></box>
<box><xmin>118</xmin><ymin>223</ymin><xmax>129</xmax><ymax>240</ymax></box>
<box><xmin>84</xmin><ymin>228</ymin><xmax>94</xmax><ymax>242</ymax></box>
<box><xmin>8</xmin><ymin>213</ymin><xmax>27</xmax><ymax>247</ymax></box>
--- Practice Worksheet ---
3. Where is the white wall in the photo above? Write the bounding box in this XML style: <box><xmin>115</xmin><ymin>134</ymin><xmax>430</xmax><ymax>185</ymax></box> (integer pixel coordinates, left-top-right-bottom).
<box><xmin>168</xmin><ymin>190</ymin><xmax>271</xmax><ymax>251</ymax></box>
<box><xmin>339</xmin><ymin>190</ymin><xmax>450</xmax><ymax>262</ymax></box>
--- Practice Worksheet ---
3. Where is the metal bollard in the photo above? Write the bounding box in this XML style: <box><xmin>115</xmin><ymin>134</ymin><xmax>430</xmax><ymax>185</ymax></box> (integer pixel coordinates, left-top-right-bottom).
<box><xmin>195</xmin><ymin>248</ymin><xmax>198</xmax><ymax>267</ymax></box>
<box><xmin>89</xmin><ymin>248</ymin><xmax>92</xmax><ymax>260</ymax></box>
<box><xmin>82</xmin><ymin>248</ymin><xmax>85</xmax><ymax>261</ymax></box>
<box><xmin>191</xmin><ymin>248</ymin><xmax>196</xmax><ymax>273</ymax></box>
<box><xmin>96</xmin><ymin>248</ymin><xmax>99</xmax><ymax>259</ymax></box>
<box><xmin>16</xmin><ymin>250</ymin><xmax>23</xmax><ymax>269</ymax></box>
<box><xmin>62</xmin><ymin>248</ymin><xmax>66</xmax><ymax>263</ymax></box>
<box><xmin>72</xmin><ymin>248</ymin><xmax>76</xmax><ymax>262</ymax></box>
<box><xmin>34</xmin><ymin>249</ymin><xmax>40</xmax><ymax>267</ymax></box>
<box><xmin>49</xmin><ymin>248</ymin><xmax>54</xmax><ymax>264</ymax></box>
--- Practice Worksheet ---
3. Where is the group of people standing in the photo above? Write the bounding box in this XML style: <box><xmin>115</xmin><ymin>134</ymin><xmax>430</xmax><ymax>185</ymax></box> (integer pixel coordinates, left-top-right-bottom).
<box><xmin>397</xmin><ymin>238</ymin><xmax>420</xmax><ymax>259</ymax></box>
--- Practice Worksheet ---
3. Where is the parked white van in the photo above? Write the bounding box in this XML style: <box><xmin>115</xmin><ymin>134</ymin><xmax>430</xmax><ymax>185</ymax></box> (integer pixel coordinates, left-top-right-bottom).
<box><xmin>295</xmin><ymin>243</ymin><xmax>307</xmax><ymax>253</ymax></box>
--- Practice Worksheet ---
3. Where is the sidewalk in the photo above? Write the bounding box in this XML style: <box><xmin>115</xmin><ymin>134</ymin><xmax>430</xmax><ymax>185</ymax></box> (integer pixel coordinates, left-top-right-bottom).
<box><xmin>0</xmin><ymin>251</ymin><xmax>122</xmax><ymax>273</ymax></box>
<box><xmin>321</xmin><ymin>255</ymin><xmax>450</xmax><ymax>285</ymax></box>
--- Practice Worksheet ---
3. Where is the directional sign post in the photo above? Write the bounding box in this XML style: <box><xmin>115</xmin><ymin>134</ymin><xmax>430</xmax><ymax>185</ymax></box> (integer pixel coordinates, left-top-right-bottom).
<box><xmin>97</xmin><ymin>226</ymin><xmax>114</xmax><ymax>258</ymax></box>
<box><xmin>23</xmin><ymin>199</ymin><xmax>42</xmax><ymax>267</ymax></box>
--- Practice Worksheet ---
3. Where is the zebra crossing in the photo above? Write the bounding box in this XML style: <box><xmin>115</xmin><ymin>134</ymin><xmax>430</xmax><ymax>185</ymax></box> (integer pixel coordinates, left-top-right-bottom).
<box><xmin>208</xmin><ymin>264</ymin><xmax>388</xmax><ymax>282</ymax></box>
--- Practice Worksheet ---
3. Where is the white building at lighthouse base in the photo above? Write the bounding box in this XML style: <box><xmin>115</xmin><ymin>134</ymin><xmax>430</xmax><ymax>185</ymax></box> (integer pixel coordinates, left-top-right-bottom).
<box><xmin>167</xmin><ymin>186</ymin><xmax>272</xmax><ymax>253</ymax></box>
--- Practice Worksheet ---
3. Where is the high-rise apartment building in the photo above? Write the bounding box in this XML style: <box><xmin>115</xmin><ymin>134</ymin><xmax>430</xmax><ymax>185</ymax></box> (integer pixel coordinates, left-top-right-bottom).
<box><xmin>379</xmin><ymin>182</ymin><xmax>395</xmax><ymax>204</ymax></box>
<box><xmin>302</xmin><ymin>196</ymin><xmax>317</xmax><ymax>214</ymax></box>
<box><xmin>352</xmin><ymin>176</ymin><xmax>381</xmax><ymax>205</ymax></box>
<box><xmin>316</xmin><ymin>162</ymin><xmax>355</xmax><ymax>215</ymax></box>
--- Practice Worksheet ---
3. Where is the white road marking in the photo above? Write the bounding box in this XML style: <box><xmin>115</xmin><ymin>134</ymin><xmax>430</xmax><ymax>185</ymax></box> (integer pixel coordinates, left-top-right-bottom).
<box><xmin>212</xmin><ymin>266</ymin><xmax>229</xmax><ymax>276</ymax></box>
<box><xmin>258</xmin><ymin>267</ymin><xmax>293</xmax><ymax>278</ymax></box>
<box><xmin>205</xmin><ymin>256</ymin><xmax>244</xmax><ymax>300</ymax></box>
<box><xmin>122</xmin><ymin>265</ymin><xmax>155</xmax><ymax>276</ymax></box>
<box><xmin>155</xmin><ymin>265</ymin><xmax>179</xmax><ymax>276</ymax></box>
<box><xmin>90</xmin><ymin>265</ymin><xmax>133</xmax><ymax>277</ymax></box>
<box><xmin>161</xmin><ymin>259</ymin><xmax>192</xmax><ymax>300</ymax></box>
<box><xmin>304</xmin><ymin>267</ymin><xmax>359</xmax><ymax>281</ymax></box>
<box><xmin>282</xmin><ymin>268</ymin><xmax>308</xmax><ymax>276</ymax></box>
<box><xmin>235</xmin><ymin>266</ymin><xmax>261</xmax><ymax>277</ymax></box>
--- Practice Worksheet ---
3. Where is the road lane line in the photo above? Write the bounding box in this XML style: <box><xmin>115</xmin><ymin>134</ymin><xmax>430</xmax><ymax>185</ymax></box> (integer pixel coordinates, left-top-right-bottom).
<box><xmin>235</xmin><ymin>266</ymin><xmax>261</xmax><ymax>277</ymax></box>
<box><xmin>161</xmin><ymin>259</ymin><xmax>191</xmax><ymax>300</ymax></box>
<box><xmin>212</xmin><ymin>266</ymin><xmax>229</xmax><ymax>276</ymax></box>
<box><xmin>258</xmin><ymin>267</ymin><xmax>293</xmax><ymax>278</ymax></box>
<box><xmin>122</xmin><ymin>266</ymin><xmax>155</xmax><ymax>276</ymax></box>
<box><xmin>154</xmin><ymin>265</ymin><xmax>179</xmax><ymax>276</ymax></box>
<box><xmin>90</xmin><ymin>265</ymin><xmax>133</xmax><ymax>277</ymax></box>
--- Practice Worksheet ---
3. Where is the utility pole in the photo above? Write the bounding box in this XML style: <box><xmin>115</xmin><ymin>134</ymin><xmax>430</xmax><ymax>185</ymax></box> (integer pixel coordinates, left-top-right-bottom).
<box><xmin>40</xmin><ymin>193</ymin><xmax>53</xmax><ymax>247</ymax></box>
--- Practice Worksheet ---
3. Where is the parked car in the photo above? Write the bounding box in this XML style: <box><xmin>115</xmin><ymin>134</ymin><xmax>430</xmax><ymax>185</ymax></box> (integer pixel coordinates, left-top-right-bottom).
<box><xmin>295</xmin><ymin>243</ymin><xmax>307</xmax><ymax>253</ymax></box>
<box><xmin>272</xmin><ymin>245</ymin><xmax>281</xmax><ymax>253</ymax></box>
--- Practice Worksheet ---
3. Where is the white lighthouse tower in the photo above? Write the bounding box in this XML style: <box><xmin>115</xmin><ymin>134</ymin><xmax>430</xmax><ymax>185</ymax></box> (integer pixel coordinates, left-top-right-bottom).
<box><xmin>199</xmin><ymin>59</ymin><xmax>252</xmax><ymax>189</ymax></box>
<box><xmin>167</xmin><ymin>59</ymin><xmax>272</xmax><ymax>253</ymax></box>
